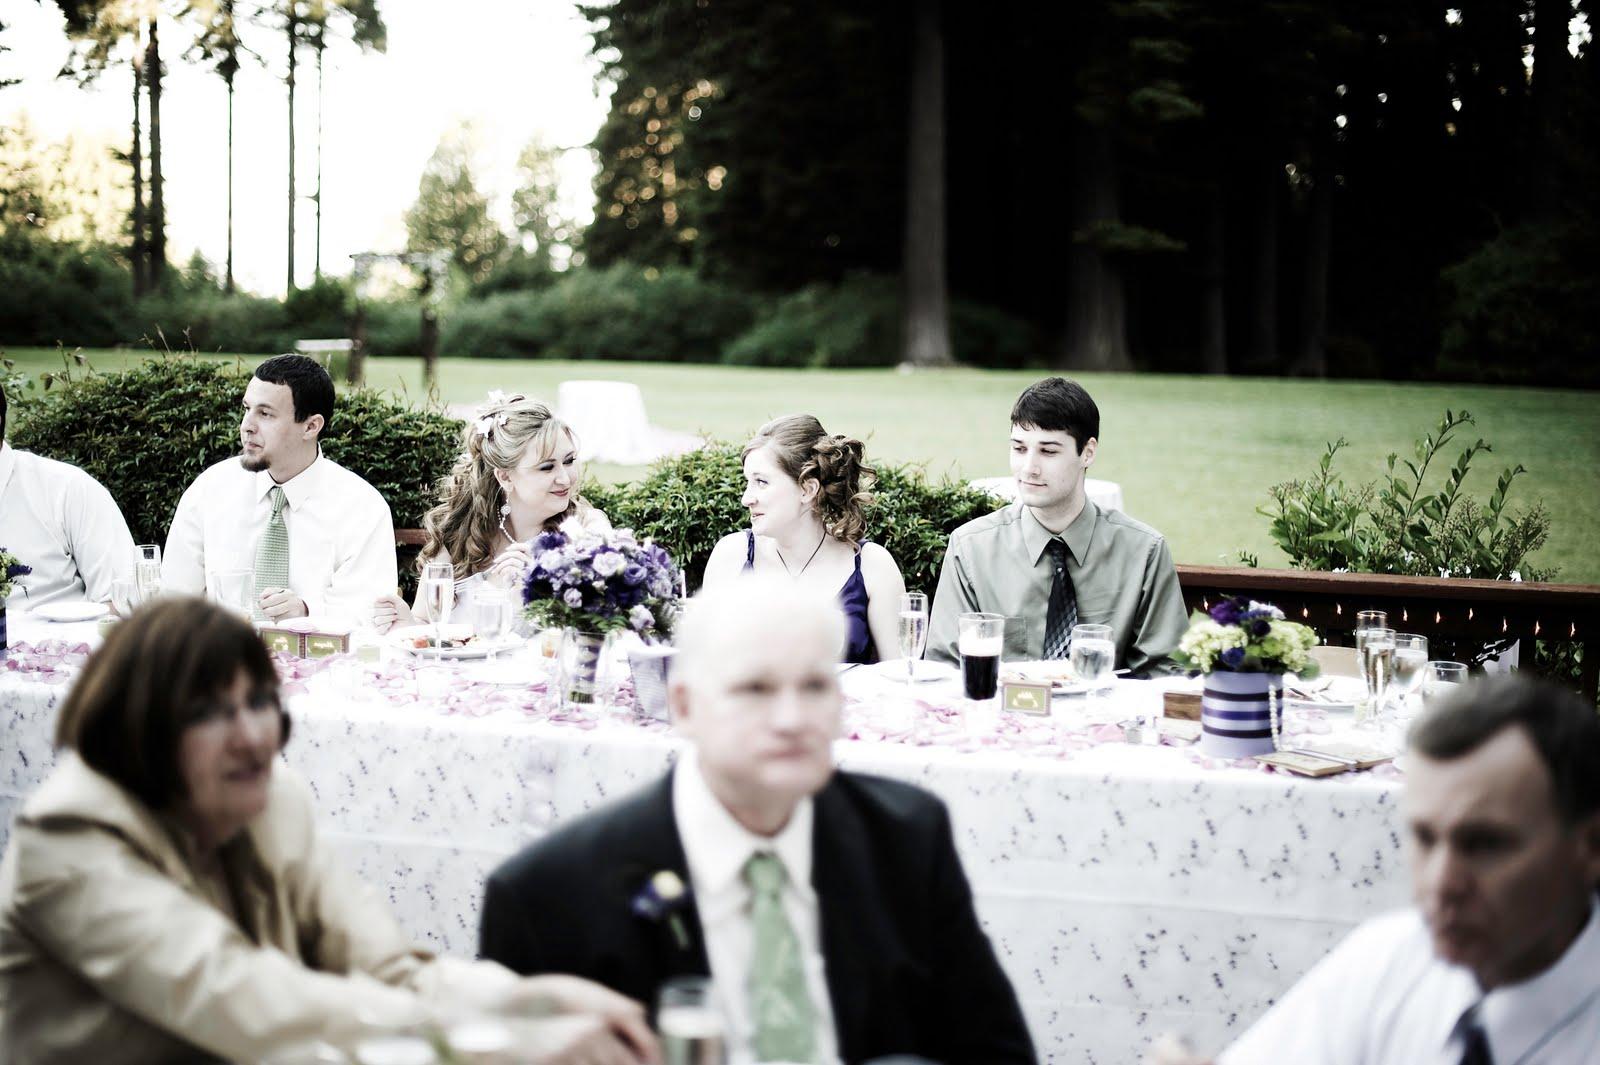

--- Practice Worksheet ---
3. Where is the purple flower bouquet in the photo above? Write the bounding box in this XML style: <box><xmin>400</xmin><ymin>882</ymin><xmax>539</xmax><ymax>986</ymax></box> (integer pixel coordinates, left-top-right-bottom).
<box><xmin>521</xmin><ymin>522</ymin><xmax>682</xmax><ymax>640</ymax></box>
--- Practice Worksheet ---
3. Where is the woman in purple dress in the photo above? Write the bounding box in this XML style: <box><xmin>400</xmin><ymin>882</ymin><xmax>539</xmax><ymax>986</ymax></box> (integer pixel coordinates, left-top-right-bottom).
<box><xmin>702</xmin><ymin>414</ymin><xmax>907</xmax><ymax>664</ymax></box>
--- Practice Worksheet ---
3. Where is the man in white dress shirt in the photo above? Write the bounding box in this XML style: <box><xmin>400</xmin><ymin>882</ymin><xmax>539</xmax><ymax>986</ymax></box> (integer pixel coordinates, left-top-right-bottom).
<box><xmin>1182</xmin><ymin>675</ymin><xmax>1600</xmax><ymax>1065</ymax></box>
<box><xmin>162</xmin><ymin>355</ymin><xmax>396</xmax><ymax>622</ymax></box>
<box><xmin>481</xmin><ymin>576</ymin><xmax>1035</xmax><ymax>1064</ymax></box>
<box><xmin>0</xmin><ymin>386</ymin><xmax>136</xmax><ymax>607</ymax></box>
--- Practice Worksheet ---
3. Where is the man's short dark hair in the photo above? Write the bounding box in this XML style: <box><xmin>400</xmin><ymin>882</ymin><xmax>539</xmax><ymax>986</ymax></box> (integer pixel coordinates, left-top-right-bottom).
<box><xmin>253</xmin><ymin>354</ymin><xmax>335</xmax><ymax>434</ymax></box>
<box><xmin>1409</xmin><ymin>674</ymin><xmax>1600</xmax><ymax>824</ymax></box>
<box><xmin>1010</xmin><ymin>377</ymin><xmax>1100</xmax><ymax>449</ymax></box>
<box><xmin>55</xmin><ymin>597</ymin><xmax>289</xmax><ymax>810</ymax></box>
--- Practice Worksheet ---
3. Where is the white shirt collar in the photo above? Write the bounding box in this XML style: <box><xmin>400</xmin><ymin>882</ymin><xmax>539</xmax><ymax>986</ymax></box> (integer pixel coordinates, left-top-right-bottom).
<box><xmin>0</xmin><ymin>440</ymin><xmax>15</xmax><ymax>492</ymax></box>
<box><xmin>673</xmin><ymin>750</ymin><xmax>814</xmax><ymax>902</ymax></box>
<box><xmin>254</xmin><ymin>450</ymin><xmax>324</xmax><ymax>510</ymax></box>
<box><xmin>1480</xmin><ymin>896</ymin><xmax>1600</xmax><ymax>1063</ymax></box>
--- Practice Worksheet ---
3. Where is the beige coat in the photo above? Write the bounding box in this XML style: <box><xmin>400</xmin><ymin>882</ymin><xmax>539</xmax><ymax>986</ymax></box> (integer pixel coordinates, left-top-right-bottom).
<box><xmin>0</xmin><ymin>754</ymin><xmax>518</xmax><ymax>1064</ymax></box>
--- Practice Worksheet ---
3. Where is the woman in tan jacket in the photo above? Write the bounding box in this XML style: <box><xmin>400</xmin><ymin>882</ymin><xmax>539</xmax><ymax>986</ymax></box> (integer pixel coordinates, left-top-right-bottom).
<box><xmin>0</xmin><ymin>597</ymin><xmax>657</xmax><ymax>1065</ymax></box>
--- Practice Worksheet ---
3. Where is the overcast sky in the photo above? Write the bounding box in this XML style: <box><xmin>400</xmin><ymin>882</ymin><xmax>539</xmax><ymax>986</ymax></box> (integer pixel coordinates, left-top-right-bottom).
<box><xmin>3</xmin><ymin>0</ymin><xmax>610</xmax><ymax>296</ymax></box>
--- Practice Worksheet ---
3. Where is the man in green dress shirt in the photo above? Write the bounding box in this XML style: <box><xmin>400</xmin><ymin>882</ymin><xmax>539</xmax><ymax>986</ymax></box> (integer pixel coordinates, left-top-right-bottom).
<box><xmin>926</xmin><ymin>377</ymin><xmax>1189</xmax><ymax>674</ymax></box>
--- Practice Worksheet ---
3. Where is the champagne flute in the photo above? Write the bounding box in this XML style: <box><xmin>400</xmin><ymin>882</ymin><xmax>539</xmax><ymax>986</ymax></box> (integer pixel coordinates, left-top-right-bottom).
<box><xmin>419</xmin><ymin>562</ymin><xmax>455</xmax><ymax>652</ymax></box>
<box><xmin>134</xmin><ymin>544</ymin><xmax>162</xmax><ymax>603</ymax></box>
<box><xmin>1390</xmin><ymin>633</ymin><xmax>1430</xmax><ymax>720</ymax></box>
<box><xmin>897</xmin><ymin>591</ymin><xmax>929</xmax><ymax>687</ymax></box>
<box><xmin>1069</xmin><ymin>623</ymin><xmax>1116</xmax><ymax>714</ymax></box>
<box><xmin>1356</xmin><ymin>626</ymin><xmax>1395</xmax><ymax>727</ymax></box>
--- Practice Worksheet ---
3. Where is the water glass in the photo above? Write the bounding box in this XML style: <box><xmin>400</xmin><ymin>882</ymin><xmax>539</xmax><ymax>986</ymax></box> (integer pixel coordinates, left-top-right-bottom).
<box><xmin>1424</xmin><ymin>660</ymin><xmax>1468</xmax><ymax>701</ymax></box>
<box><xmin>1355</xmin><ymin>626</ymin><xmax>1396</xmax><ymax>727</ymax></box>
<box><xmin>897</xmin><ymin>591</ymin><xmax>929</xmax><ymax>685</ymax></box>
<box><xmin>110</xmin><ymin>577</ymin><xmax>139</xmax><ymax>618</ymax></box>
<box><xmin>468</xmin><ymin>585</ymin><xmax>515</xmax><ymax>661</ymax></box>
<box><xmin>1354</xmin><ymin>609</ymin><xmax>1388</xmax><ymax>634</ymax></box>
<box><xmin>1069</xmin><ymin>622</ymin><xmax>1116</xmax><ymax>714</ymax></box>
<box><xmin>957</xmin><ymin>612</ymin><xmax>1005</xmax><ymax>702</ymax></box>
<box><xmin>657</xmin><ymin>976</ymin><xmax>727</xmax><ymax>1065</ymax></box>
<box><xmin>207</xmin><ymin>568</ymin><xmax>253</xmax><ymax>617</ymax></box>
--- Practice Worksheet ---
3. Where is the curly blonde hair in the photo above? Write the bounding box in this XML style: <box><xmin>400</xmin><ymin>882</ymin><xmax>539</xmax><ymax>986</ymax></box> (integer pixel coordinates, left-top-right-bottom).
<box><xmin>743</xmin><ymin>414</ymin><xmax>875</xmax><ymax>543</ymax></box>
<box><xmin>421</xmin><ymin>395</ymin><xmax>584</xmax><ymax>580</ymax></box>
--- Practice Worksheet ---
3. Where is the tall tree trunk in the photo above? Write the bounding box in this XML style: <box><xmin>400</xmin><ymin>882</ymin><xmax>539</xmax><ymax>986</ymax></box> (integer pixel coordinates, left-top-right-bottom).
<box><xmin>1059</xmin><ymin>121</ymin><xmax>1131</xmax><ymax>371</ymax></box>
<box><xmin>225</xmin><ymin>67</ymin><xmax>235</xmax><ymax>293</ymax></box>
<box><xmin>1199</xmin><ymin>178</ymin><xmax>1227</xmax><ymax>374</ymax></box>
<box><xmin>130</xmin><ymin>46</ymin><xmax>148</xmax><ymax>299</ymax></box>
<box><xmin>1246</xmin><ymin>159</ymin><xmax>1279</xmax><ymax>370</ymax></box>
<box><xmin>146</xmin><ymin>18</ymin><xmax>165</xmax><ymax>288</ymax></box>
<box><xmin>1292</xmin><ymin>167</ymin><xmax>1333</xmax><ymax>377</ymax></box>
<box><xmin>900</xmin><ymin>0</ymin><xmax>952</xmax><ymax>368</ymax></box>
<box><xmin>1532</xmin><ymin>0</ymin><xmax>1572</xmax><ymax>216</ymax></box>
<box><xmin>314</xmin><ymin>37</ymin><xmax>325</xmax><ymax>281</ymax></box>
<box><xmin>286</xmin><ymin>5</ymin><xmax>299</xmax><ymax>294</ymax></box>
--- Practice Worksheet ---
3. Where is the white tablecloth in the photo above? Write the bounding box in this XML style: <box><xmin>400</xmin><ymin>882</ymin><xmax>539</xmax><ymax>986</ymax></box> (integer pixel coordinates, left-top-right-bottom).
<box><xmin>1</xmin><ymin>614</ymin><xmax>1408</xmax><ymax>1063</ymax></box>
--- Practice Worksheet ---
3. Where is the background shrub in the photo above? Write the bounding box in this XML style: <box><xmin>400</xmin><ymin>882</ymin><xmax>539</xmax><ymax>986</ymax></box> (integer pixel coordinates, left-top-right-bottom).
<box><xmin>722</xmin><ymin>273</ymin><xmax>1039</xmax><ymax>368</ymax></box>
<box><xmin>9</xmin><ymin>356</ymin><xmax>461</xmax><ymax>545</ymax></box>
<box><xmin>441</xmin><ymin>263</ymin><xmax>758</xmax><ymax>361</ymax></box>
<box><xmin>0</xmin><ymin>233</ymin><xmax>133</xmax><ymax>349</ymax></box>
<box><xmin>588</xmin><ymin>442</ymin><xmax>1000</xmax><ymax>593</ymax></box>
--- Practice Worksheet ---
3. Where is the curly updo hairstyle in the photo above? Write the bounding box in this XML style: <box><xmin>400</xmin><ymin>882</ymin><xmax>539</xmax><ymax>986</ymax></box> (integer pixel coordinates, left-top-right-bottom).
<box><xmin>421</xmin><ymin>394</ymin><xmax>582</xmax><ymax>580</ymax></box>
<box><xmin>743</xmin><ymin>414</ymin><xmax>876</xmax><ymax>543</ymax></box>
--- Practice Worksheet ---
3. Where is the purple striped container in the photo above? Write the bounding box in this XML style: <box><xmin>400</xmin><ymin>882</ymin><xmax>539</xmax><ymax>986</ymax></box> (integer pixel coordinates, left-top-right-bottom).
<box><xmin>1199</xmin><ymin>671</ymin><xmax>1285</xmax><ymax>758</ymax></box>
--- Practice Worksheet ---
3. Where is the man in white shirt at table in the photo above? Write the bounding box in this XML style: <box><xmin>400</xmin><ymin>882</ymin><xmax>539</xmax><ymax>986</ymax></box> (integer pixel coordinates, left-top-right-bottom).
<box><xmin>0</xmin><ymin>386</ymin><xmax>136</xmax><ymax>607</ymax></box>
<box><xmin>1154</xmin><ymin>673</ymin><xmax>1600</xmax><ymax>1065</ymax></box>
<box><xmin>162</xmin><ymin>355</ymin><xmax>396</xmax><ymax>622</ymax></box>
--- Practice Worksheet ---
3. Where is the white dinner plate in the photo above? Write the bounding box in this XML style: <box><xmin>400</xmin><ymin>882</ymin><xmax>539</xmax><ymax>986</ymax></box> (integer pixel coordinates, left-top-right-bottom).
<box><xmin>1003</xmin><ymin>661</ymin><xmax>1096</xmax><ymax>696</ymax></box>
<box><xmin>1285</xmin><ymin>675</ymin><xmax>1365</xmax><ymax>713</ymax></box>
<box><xmin>30</xmin><ymin>601</ymin><xmax>109</xmax><ymax>623</ymax></box>
<box><xmin>864</xmin><ymin>659</ymin><xmax>957</xmax><ymax>684</ymax></box>
<box><xmin>390</xmin><ymin>624</ymin><xmax>517</xmax><ymax>661</ymax></box>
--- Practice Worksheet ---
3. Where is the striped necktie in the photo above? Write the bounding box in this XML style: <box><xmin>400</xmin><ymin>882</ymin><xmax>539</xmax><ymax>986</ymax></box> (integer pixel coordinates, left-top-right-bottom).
<box><xmin>744</xmin><ymin>852</ymin><xmax>817</xmax><ymax>1064</ymax></box>
<box><xmin>253</xmin><ymin>485</ymin><xmax>290</xmax><ymax>619</ymax></box>
<box><xmin>1043</xmin><ymin>538</ymin><xmax>1077</xmax><ymax>660</ymax></box>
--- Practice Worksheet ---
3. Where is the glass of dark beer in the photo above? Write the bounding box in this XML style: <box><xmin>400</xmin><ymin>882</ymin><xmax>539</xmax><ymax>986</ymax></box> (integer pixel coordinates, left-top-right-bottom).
<box><xmin>958</xmin><ymin>612</ymin><xmax>1005</xmax><ymax>701</ymax></box>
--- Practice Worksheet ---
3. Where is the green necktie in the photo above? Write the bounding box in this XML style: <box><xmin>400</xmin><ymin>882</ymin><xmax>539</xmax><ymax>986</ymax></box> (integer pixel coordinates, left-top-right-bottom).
<box><xmin>253</xmin><ymin>485</ymin><xmax>290</xmax><ymax>620</ymax></box>
<box><xmin>744</xmin><ymin>852</ymin><xmax>817</xmax><ymax>1064</ymax></box>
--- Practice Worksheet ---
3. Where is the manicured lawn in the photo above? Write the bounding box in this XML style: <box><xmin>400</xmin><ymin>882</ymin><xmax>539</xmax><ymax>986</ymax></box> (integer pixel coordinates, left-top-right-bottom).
<box><xmin>6</xmin><ymin>345</ymin><xmax>1597</xmax><ymax>583</ymax></box>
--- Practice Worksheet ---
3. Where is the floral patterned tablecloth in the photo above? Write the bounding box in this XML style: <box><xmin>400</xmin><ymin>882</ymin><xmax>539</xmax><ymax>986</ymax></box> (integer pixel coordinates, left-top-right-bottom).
<box><xmin>1</xmin><ymin>618</ymin><xmax>1409</xmax><ymax>1064</ymax></box>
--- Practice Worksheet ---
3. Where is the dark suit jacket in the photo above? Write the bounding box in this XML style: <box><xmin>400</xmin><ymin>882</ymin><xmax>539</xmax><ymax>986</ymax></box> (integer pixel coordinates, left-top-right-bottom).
<box><xmin>480</xmin><ymin>768</ymin><xmax>1035</xmax><ymax>1065</ymax></box>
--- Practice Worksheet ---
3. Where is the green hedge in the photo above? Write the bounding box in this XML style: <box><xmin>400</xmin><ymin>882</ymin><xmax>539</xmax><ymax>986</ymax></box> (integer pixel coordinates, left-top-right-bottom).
<box><xmin>723</xmin><ymin>273</ymin><xmax>1039</xmax><ymax>369</ymax></box>
<box><xmin>443</xmin><ymin>263</ymin><xmax>759</xmax><ymax>361</ymax></box>
<box><xmin>9</xmin><ymin>356</ymin><xmax>462</xmax><ymax>545</ymax></box>
<box><xmin>586</xmin><ymin>443</ymin><xmax>1000</xmax><ymax>594</ymax></box>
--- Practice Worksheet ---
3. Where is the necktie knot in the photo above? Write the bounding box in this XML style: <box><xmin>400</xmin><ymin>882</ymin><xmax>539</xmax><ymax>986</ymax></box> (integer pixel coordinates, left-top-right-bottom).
<box><xmin>743</xmin><ymin>851</ymin><xmax>787</xmax><ymax>898</ymax></box>
<box><xmin>268</xmin><ymin>485</ymin><xmax>287</xmax><ymax>516</ymax></box>
<box><xmin>1047</xmin><ymin>538</ymin><xmax>1067</xmax><ymax>565</ymax></box>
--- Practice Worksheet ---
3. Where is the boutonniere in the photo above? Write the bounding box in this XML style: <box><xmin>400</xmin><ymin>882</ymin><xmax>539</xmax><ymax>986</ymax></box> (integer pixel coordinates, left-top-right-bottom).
<box><xmin>632</xmin><ymin>869</ymin><xmax>692</xmax><ymax>951</ymax></box>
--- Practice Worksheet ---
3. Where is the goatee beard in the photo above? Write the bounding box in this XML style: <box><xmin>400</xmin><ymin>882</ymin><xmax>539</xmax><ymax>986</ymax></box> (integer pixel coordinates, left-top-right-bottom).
<box><xmin>239</xmin><ymin>453</ymin><xmax>270</xmax><ymax>472</ymax></box>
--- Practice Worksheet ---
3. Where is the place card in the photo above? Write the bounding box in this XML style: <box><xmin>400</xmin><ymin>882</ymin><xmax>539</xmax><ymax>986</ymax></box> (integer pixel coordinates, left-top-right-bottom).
<box><xmin>1256</xmin><ymin>742</ymin><xmax>1393</xmax><ymax>777</ymax></box>
<box><xmin>1163</xmin><ymin>691</ymin><xmax>1201</xmax><ymax>720</ymax></box>
<box><xmin>259</xmin><ymin>627</ymin><xmax>303</xmax><ymax>656</ymax></box>
<box><xmin>1002</xmin><ymin>680</ymin><xmax>1052</xmax><ymax>716</ymax></box>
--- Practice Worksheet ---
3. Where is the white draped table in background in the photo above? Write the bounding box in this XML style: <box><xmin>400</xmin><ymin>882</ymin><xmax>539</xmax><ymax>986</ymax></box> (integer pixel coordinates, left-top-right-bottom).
<box><xmin>1</xmin><ymin>613</ymin><xmax>1409</xmax><ymax>1064</ymax></box>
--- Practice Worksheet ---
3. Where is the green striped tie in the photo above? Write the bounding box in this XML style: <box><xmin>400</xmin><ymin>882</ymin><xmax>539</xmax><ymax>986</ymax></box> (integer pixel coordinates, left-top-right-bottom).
<box><xmin>253</xmin><ymin>485</ymin><xmax>290</xmax><ymax>620</ymax></box>
<box><xmin>744</xmin><ymin>852</ymin><xmax>817</xmax><ymax>1064</ymax></box>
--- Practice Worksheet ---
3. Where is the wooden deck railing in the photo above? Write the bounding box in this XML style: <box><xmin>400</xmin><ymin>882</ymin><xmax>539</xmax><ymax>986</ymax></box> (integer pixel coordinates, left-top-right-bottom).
<box><xmin>1176</xmin><ymin>565</ymin><xmax>1600</xmax><ymax>699</ymax></box>
<box><xmin>392</xmin><ymin>530</ymin><xmax>1598</xmax><ymax>699</ymax></box>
